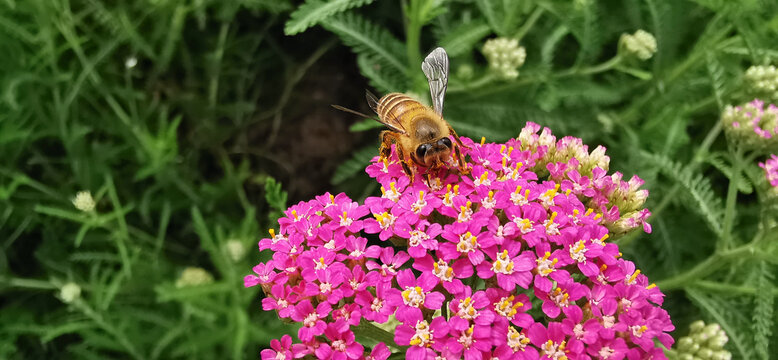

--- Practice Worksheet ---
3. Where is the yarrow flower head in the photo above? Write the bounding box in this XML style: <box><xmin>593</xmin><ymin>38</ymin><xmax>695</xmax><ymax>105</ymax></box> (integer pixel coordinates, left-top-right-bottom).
<box><xmin>673</xmin><ymin>320</ymin><xmax>731</xmax><ymax>360</ymax></box>
<box><xmin>722</xmin><ymin>99</ymin><xmax>778</xmax><ymax>151</ymax></box>
<box><xmin>482</xmin><ymin>37</ymin><xmax>527</xmax><ymax>80</ymax></box>
<box><xmin>619</xmin><ymin>30</ymin><xmax>657</xmax><ymax>61</ymax></box>
<box><xmin>246</xmin><ymin>122</ymin><xmax>673</xmax><ymax>359</ymax></box>
<box><xmin>745</xmin><ymin>65</ymin><xmax>778</xmax><ymax>102</ymax></box>
<box><xmin>72</xmin><ymin>191</ymin><xmax>96</xmax><ymax>212</ymax></box>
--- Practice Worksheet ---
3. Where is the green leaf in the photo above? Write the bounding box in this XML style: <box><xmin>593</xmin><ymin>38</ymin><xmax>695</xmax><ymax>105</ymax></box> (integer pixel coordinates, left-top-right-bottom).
<box><xmin>322</xmin><ymin>13</ymin><xmax>408</xmax><ymax>73</ymax></box>
<box><xmin>705</xmin><ymin>152</ymin><xmax>753</xmax><ymax>194</ymax></box>
<box><xmin>357</xmin><ymin>54</ymin><xmax>409</xmax><ymax>93</ymax></box>
<box><xmin>439</xmin><ymin>20</ymin><xmax>492</xmax><ymax>57</ymax></box>
<box><xmin>263</xmin><ymin>177</ymin><xmax>288</xmax><ymax>213</ymax></box>
<box><xmin>349</xmin><ymin>117</ymin><xmax>384</xmax><ymax>132</ymax></box>
<box><xmin>284</xmin><ymin>0</ymin><xmax>375</xmax><ymax>35</ymax></box>
<box><xmin>331</xmin><ymin>146</ymin><xmax>376</xmax><ymax>185</ymax></box>
<box><xmin>643</xmin><ymin>153</ymin><xmax>726</xmax><ymax>238</ymax></box>
<box><xmin>752</xmin><ymin>263</ymin><xmax>775</xmax><ymax>360</ymax></box>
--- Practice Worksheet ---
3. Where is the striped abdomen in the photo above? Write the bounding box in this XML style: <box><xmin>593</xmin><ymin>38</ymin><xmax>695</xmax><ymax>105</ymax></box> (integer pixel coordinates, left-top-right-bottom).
<box><xmin>376</xmin><ymin>93</ymin><xmax>428</xmax><ymax>128</ymax></box>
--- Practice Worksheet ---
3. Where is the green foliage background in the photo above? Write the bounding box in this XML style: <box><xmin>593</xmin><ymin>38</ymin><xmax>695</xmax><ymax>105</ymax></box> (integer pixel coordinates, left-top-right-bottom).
<box><xmin>1</xmin><ymin>0</ymin><xmax>777</xmax><ymax>358</ymax></box>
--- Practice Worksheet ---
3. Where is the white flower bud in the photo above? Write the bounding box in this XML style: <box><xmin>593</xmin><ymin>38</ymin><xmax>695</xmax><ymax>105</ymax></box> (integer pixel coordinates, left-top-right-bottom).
<box><xmin>224</xmin><ymin>239</ymin><xmax>246</xmax><ymax>262</ymax></box>
<box><xmin>72</xmin><ymin>191</ymin><xmax>96</xmax><ymax>212</ymax></box>
<box><xmin>60</xmin><ymin>282</ymin><xmax>81</xmax><ymax>304</ymax></box>
<box><xmin>745</xmin><ymin>65</ymin><xmax>778</xmax><ymax>101</ymax></box>
<box><xmin>176</xmin><ymin>267</ymin><xmax>214</xmax><ymax>287</ymax></box>
<box><xmin>482</xmin><ymin>37</ymin><xmax>527</xmax><ymax>80</ymax></box>
<box><xmin>125</xmin><ymin>56</ymin><xmax>138</xmax><ymax>69</ymax></box>
<box><xmin>620</xmin><ymin>30</ymin><xmax>657</xmax><ymax>60</ymax></box>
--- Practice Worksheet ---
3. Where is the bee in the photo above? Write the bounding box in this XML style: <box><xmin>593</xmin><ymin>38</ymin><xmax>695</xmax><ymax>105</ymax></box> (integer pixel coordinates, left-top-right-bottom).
<box><xmin>335</xmin><ymin>47</ymin><xmax>468</xmax><ymax>181</ymax></box>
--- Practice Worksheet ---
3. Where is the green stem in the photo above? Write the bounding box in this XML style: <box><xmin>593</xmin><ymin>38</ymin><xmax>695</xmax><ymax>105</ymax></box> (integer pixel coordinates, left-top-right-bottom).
<box><xmin>354</xmin><ymin>321</ymin><xmax>403</xmax><ymax>350</ymax></box>
<box><xmin>656</xmin><ymin>243</ymin><xmax>755</xmax><ymax>290</ymax></box>
<box><xmin>514</xmin><ymin>7</ymin><xmax>544</xmax><ymax>41</ymax></box>
<box><xmin>557</xmin><ymin>55</ymin><xmax>622</xmax><ymax>78</ymax></box>
<box><xmin>1</xmin><ymin>277</ymin><xmax>57</xmax><ymax>290</ymax></box>
<box><xmin>721</xmin><ymin>148</ymin><xmax>743</xmax><ymax>249</ymax></box>
<box><xmin>404</xmin><ymin>0</ymin><xmax>426</xmax><ymax>93</ymax></box>
<box><xmin>208</xmin><ymin>22</ymin><xmax>229</xmax><ymax>109</ymax></box>
<box><xmin>692</xmin><ymin>280</ymin><xmax>778</xmax><ymax>295</ymax></box>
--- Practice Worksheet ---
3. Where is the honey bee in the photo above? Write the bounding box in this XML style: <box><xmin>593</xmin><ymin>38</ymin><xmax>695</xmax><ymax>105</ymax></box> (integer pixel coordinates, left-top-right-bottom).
<box><xmin>336</xmin><ymin>48</ymin><xmax>468</xmax><ymax>181</ymax></box>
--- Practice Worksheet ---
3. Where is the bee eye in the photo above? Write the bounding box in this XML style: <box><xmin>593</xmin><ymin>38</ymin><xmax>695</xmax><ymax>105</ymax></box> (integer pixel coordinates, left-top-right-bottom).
<box><xmin>416</xmin><ymin>144</ymin><xmax>431</xmax><ymax>158</ymax></box>
<box><xmin>438</xmin><ymin>137</ymin><xmax>452</xmax><ymax>149</ymax></box>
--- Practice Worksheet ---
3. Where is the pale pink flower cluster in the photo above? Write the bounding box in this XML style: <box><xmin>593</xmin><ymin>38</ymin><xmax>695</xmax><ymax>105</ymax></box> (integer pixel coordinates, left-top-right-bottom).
<box><xmin>759</xmin><ymin>154</ymin><xmax>778</xmax><ymax>188</ymax></box>
<box><xmin>246</xmin><ymin>122</ymin><xmax>673</xmax><ymax>359</ymax></box>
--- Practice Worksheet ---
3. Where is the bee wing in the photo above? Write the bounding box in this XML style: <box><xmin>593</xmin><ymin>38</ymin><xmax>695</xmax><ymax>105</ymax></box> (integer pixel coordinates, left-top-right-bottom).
<box><xmin>365</xmin><ymin>90</ymin><xmax>407</xmax><ymax>134</ymax></box>
<box><xmin>421</xmin><ymin>47</ymin><xmax>449</xmax><ymax>116</ymax></box>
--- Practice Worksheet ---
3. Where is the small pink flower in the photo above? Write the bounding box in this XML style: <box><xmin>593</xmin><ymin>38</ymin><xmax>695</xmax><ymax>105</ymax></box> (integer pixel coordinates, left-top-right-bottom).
<box><xmin>291</xmin><ymin>300</ymin><xmax>331</xmax><ymax>342</ymax></box>
<box><xmin>386</xmin><ymin>269</ymin><xmax>445</xmax><ymax>323</ymax></box>
<box><xmin>394</xmin><ymin>316</ymin><xmax>450</xmax><ymax>358</ymax></box>
<box><xmin>315</xmin><ymin>321</ymin><xmax>364</xmax><ymax>360</ymax></box>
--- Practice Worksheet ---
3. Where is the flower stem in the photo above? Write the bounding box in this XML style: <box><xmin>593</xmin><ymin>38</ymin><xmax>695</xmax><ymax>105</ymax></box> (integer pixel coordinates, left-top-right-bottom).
<box><xmin>354</xmin><ymin>320</ymin><xmax>403</xmax><ymax>350</ymax></box>
<box><xmin>514</xmin><ymin>7</ymin><xmax>544</xmax><ymax>41</ymax></box>
<box><xmin>656</xmin><ymin>243</ymin><xmax>755</xmax><ymax>290</ymax></box>
<box><xmin>557</xmin><ymin>55</ymin><xmax>622</xmax><ymax>78</ymax></box>
<box><xmin>720</xmin><ymin>148</ymin><xmax>743</xmax><ymax>249</ymax></box>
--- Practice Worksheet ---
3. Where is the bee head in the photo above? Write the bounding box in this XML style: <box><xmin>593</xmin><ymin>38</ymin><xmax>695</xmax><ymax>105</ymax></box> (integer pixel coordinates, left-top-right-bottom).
<box><xmin>415</xmin><ymin>137</ymin><xmax>453</xmax><ymax>167</ymax></box>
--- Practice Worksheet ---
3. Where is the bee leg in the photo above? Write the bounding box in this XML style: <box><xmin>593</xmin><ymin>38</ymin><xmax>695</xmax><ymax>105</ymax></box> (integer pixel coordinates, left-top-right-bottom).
<box><xmin>453</xmin><ymin>143</ymin><xmax>471</xmax><ymax>175</ymax></box>
<box><xmin>379</xmin><ymin>130</ymin><xmax>394</xmax><ymax>159</ymax></box>
<box><xmin>447</xmin><ymin>125</ymin><xmax>471</xmax><ymax>150</ymax></box>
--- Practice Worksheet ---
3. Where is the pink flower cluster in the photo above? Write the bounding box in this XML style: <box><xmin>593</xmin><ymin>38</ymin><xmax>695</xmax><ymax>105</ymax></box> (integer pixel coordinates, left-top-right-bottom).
<box><xmin>722</xmin><ymin>99</ymin><xmax>778</xmax><ymax>149</ymax></box>
<box><xmin>246</xmin><ymin>122</ymin><xmax>673</xmax><ymax>360</ymax></box>
<box><xmin>759</xmin><ymin>154</ymin><xmax>778</xmax><ymax>187</ymax></box>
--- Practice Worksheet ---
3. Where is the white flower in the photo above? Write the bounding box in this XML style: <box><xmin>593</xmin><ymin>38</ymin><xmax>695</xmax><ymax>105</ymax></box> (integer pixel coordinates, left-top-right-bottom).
<box><xmin>72</xmin><ymin>191</ymin><xmax>96</xmax><ymax>212</ymax></box>
<box><xmin>60</xmin><ymin>282</ymin><xmax>81</xmax><ymax>304</ymax></box>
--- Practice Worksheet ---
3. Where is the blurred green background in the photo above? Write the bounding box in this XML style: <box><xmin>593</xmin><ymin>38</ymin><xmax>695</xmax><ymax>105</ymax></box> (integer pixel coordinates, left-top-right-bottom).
<box><xmin>1</xmin><ymin>0</ymin><xmax>777</xmax><ymax>358</ymax></box>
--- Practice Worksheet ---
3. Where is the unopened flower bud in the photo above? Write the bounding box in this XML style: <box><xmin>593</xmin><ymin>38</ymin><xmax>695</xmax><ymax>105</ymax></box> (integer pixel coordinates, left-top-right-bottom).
<box><xmin>176</xmin><ymin>267</ymin><xmax>214</xmax><ymax>287</ymax></box>
<box><xmin>125</xmin><ymin>56</ymin><xmax>138</xmax><ymax>69</ymax></box>
<box><xmin>482</xmin><ymin>37</ymin><xmax>526</xmax><ymax>80</ymax></box>
<box><xmin>457</xmin><ymin>64</ymin><xmax>474</xmax><ymax>81</ymax></box>
<box><xmin>697</xmin><ymin>348</ymin><xmax>713</xmax><ymax>359</ymax></box>
<box><xmin>677</xmin><ymin>336</ymin><xmax>695</xmax><ymax>351</ymax></box>
<box><xmin>620</xmin><ymin>30</ymin><xmax>657</xmax><ymax>60</ymax></box>
<box><xmin>224</xmin><ymin>239</ymin><xmax>246</xmax><ymax>262</ymax></box>
<box><xmin>60</xmin><ymin>282</ymin><xmax>81</xmax><ymax>304</ymax></box>
<box><xmin>689</xmin><ymin>320</ymin><xmax>706</xmax><ymax>333</ymax></box>
<box><xmin>722</xmin><ymin>99</ymin><xmax>778</xmax><ymax>151</ymax></box>
<box><xmin>72</xmin><ymin>191</ymin><xmax>96</xmax><ymax>212</ymax></box>
<box><xmin>745</xmin><ymin>65</ymin><xmax>778</xmax><ymax>101</ymax></box>
<box><xmin>711</xmin><ymin>350</ymin><xmax>732</xmax><ymax>360</ymax></box>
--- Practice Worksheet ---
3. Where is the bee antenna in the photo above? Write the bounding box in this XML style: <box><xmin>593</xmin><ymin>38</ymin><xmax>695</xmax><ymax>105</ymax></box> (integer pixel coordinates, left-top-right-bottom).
<box><xmin>365</xmin><ymin>90</ymin><xmax>379</xmax><ymax>112</ymax></box>
<box><xmin>331</xmin><ymin>104</ymin><xmax>375</xmax><ymax>120</ymax></box>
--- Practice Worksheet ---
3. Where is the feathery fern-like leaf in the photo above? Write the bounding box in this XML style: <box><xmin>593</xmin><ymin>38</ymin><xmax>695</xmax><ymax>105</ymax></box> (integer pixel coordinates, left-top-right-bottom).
<box><xmin>332</xmin><ymin>146</ymin><xmax>376</xmax><ymax>185</ymax></box>
<box><xmin>439</xmin><ymin>20</ymin><xmax>492</xmax><ymax>58</ymax></box>
<box><xmin>705</xmin><ymin>51</ymin><xmax>727</xmax><ymax>109</ymax></box>
<box><xmin>643</xmin><ymin>153</ymin><xmax>726</xmax><ymax>238</ymax></box>
<box><xmin>284</xmin><ymin>0</ymin><xmax>375</xmax><ymax>35</ymax></box>
<box><xmin>357</xmin><ymin>54</ymin><xmax>409</xmax><ymax>94</ymax></box>
<box><xmin>321</xmin><ymin>13</ymin><xmax>407</xmax><ymax>73</ymax></box>
<box><xmin>752</xmin><ymin>263</ymin><xmax>775</xmax><ymax>360</ymax></box>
